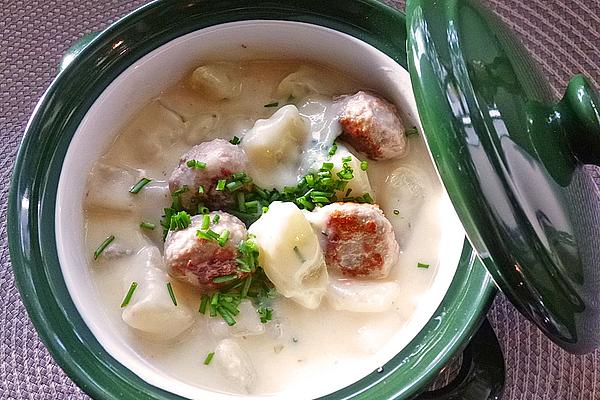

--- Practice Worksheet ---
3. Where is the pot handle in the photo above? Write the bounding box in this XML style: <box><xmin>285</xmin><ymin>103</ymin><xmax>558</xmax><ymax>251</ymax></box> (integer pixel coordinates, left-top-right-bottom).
<box><xmin>416</xmin><ymin>318</ymin><xmax>505</xmax><ymax>400</ymax></box>
<box><xmin>559</xmin><ymin>74</ymin><xmax>600</xmax><ymax>166</ymax></box>
<box><xmin>59</xmin><ymin>32</ymin><xmax>100</xmax><ymax>72</ymax></box>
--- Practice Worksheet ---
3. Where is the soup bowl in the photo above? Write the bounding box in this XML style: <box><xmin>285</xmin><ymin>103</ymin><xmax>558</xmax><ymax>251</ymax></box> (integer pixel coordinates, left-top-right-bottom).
<box><xmin>8</xmin><ymin>1</ymin><xmax>502</xmax><ymax>399</ymax></box>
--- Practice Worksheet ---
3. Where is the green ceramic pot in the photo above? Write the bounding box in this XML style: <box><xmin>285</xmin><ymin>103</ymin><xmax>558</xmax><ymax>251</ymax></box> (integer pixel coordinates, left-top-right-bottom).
<box><xmin>8</xmin><ymin>1</ymin><xmax>502</xmax><ymax>399</ymax></box>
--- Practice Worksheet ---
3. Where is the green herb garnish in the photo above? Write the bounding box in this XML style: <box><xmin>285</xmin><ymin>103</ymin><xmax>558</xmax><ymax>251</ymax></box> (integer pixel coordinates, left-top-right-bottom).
<box><xmin>264</xmin><ymin>101</ymin><xmax>279</xmax><ymax>108</ymax></box>
<box><xmin>93</xmin><ymin>235</ymin><xmax>115</xmax><ymax>260</ymax></box>
<box><xmin>169</xmin><ymin>211</ymin><xmax>191</xmax><ymax>230</ymax></box>
<box><xmin>217</xmin><ymin>229</ymin><xmax>230</xmax><ymax>247</ymax></box>
<box><xmin>201</xmin><ymin>214</ymin><xmax>211</xmax><ymax>230</ymax></box>
<box><xmin>167</xmin><ymin>282</ymin><xmax>177</xmax><ymax>305</ymax></box>
<box><xmin>139</xmin><ymin>222</ymin><xmax>156</xmax><ymax>230</ymax></box>
<box><xmin>203</xmin><ymin>352</ymin><xmax>215</xmax><ymax>365</ymax></box>
<box><xmin>417</xmin><ymin>262</ymin><xmax>430</xmax><ymax>269</ymax></box>
<box><xmin>215</xmin><ymin>179</ymin><xmax>226</xmax><ymax>191</ymax></box>
<box><xmin>212</xmin><ymin>274</ymin><xmax>238</xmax><ymax>283</ymax></box>
<box><xmin>199</xmin><ymin>295</ymin><xmax>209</xmax><ymax>314</ymax></box>
<box><xmin>393</xmin><ymin>209</ymin><xmax>400</xmax><ymax>215</ymax></box>
<box><xmin>229</xmin><ymin>136</ymin><xmax>241</xmax><ymax>145</ymax></box>
<box><xmin>186</xmin><ymin>159</ymin><xmax>206</xmax><ymax>169</ymax></box>
<box><xmin>258</xmin><ymin>306</ymin><xmax>273</xmax><ymax>323</ymax></box>
<box><xmin>328</xmin><ymin>143</ymin><xmax>338</xmax><ymax>157</ymax></box>
<box><xmin>129</xmin><ymin>178</ymin><xmax>151</xmax><ymax>194</ymax></box>
<box><xmin>360</xmin><ymin>160</ymin><xmax>369</xmax><ymax>171</ymax></box>
<box><xmin>120</xmin><ymin>282</ymin><xmax>138</xmax><ymax>308</ymax></box>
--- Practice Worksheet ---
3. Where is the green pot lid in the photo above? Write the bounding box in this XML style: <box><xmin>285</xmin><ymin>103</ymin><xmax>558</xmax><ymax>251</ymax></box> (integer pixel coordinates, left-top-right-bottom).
<box><xmin>406</xmin><ymin>0</ymin><xmax>600</xmax><ymax>353</ymax></box>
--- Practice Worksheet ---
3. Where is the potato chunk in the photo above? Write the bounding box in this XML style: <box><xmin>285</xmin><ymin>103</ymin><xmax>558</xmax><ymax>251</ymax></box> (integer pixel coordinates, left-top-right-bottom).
<box><xmin>189</xmin><ymin>63</ymin><xmax>241</xmax><ymax>100</ymax></box>
<box><xmin>242</xmin><ymin>105</ymin><xmax>309</xmax><ymax>189</ymax></box>
<box><xmin>121</xmin><ymin>246</ymin><xmax>195</xmax><ymax>340</ymax></box>
<box><xmin>248</xmin><ymin>202</ymin><xmax>328</xmax><ymax>309</ymax></box>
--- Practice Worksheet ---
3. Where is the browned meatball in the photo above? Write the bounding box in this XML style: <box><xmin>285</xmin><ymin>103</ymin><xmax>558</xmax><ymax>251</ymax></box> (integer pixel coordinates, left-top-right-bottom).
<box><xmin>164</xmin><ymin>212</ymin><xmax>247</xmax><ymax>290</ymax></box>
<box><xmin>169</xmin><ymin>139</ymin><xmax>248</xmax><ymax>211</ymax></box>
<box><xmin>336</xmin><ymin>91</ymin><xmax>407</xmax><ymax>160</ymax></box>
<box><xmin>307</xmin><ymin>202</ymin><xmax>399</xmax><ymax>279</ymax></box>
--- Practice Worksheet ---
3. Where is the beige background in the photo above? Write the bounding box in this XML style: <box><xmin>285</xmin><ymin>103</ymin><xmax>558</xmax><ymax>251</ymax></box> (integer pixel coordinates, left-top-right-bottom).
<box><xmin>1</xmin><ymin>0</ymin><xmax>599</xmax><ymax>399</ymax></box>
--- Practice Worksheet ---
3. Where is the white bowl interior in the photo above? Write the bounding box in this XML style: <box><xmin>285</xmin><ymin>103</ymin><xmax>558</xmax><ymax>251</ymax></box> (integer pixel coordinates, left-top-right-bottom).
<box><xmin>55</xmin><ymin>20</ymin><xmax>465</xmax><ymax>400</ymax></box>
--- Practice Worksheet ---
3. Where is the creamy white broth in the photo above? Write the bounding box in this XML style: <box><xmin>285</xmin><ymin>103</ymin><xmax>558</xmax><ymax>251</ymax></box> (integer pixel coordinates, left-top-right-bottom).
<box><xmin>83</xmin><ymin>60</ymin><xmax>444</xmax><ymax>397</ymax></box>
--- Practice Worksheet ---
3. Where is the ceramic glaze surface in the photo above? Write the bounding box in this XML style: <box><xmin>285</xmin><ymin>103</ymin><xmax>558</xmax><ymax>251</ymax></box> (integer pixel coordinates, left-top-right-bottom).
<box><xmin>407</xmin><ymin>0</ymin><xmax>600</xmax><ymax>353</ymax></box>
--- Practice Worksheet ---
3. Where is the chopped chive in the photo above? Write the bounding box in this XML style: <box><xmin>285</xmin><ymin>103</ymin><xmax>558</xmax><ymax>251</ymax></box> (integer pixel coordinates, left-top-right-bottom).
<box><xmin>197</xmin><ymin>230</ymin><xmax>219</xmax><ymax>240</ymax></box>
<box><xmin>229</xmin><ymin>136</ymin><xmax>241</xmax><ymax>145</ymax></box>
<box><xmin>360</xmin><ymin>160</ymin><xmax>369</xmax><ymax>171</ymax></box>
<box><xmin>264</xmin><ymin>101</ymin><xmax>279</xmax><ymax>108</ymax></box>
<box><xmin>219</xmin><ymin>300</ymin><xmax>240</xmax><ymax>316</ymax></box>
<box><xmin>337</xmin><ymin>171</ymin><xmax>354</xmax><ymax>180</ymax></box>
<box><xmin>254</xmin><ymin>187</ymin><xmax>268</xmax><ymax>199</ymax></box>
<box><xmin>257</xmin><ymin>306</ymin><xmax>273</xmax><ymax>323</ymax></box>
<box><xmin>120</xmin><ymin>281</ymin><xmax>138</xmax><ymax>308</ymax></box>
<box><xmin>417</xmin><ymin>262</ymin><xmax>430</xmax><ymax>269</ymax></box>
<box><xmin>310</xmin><ymin>191</ymin><xmax>333</xmax><ymax>198</ymax></box>
<box><xmin>241</xmin><ymin>276</ymin><xmax>252</xmax><ymax>298</ymax></box>
<box><xmin>312</xmin><ymin>196</ymin><xmax>330</xmax><ymax>204</ymax></box>
<box><xmin>226</xmin><ymin>181</ymin><xmax>243</xmax><ymax>192</ymax></box>
<box><xmin>213</xmin><ymin>214</ymin><xmax>220</xmax><ymax>224</ymax></box>
<box><xmin>305</xmin><ymin>175</ymin><xmax>315</xmax><ymax>186</ymax></box>
<box><xmin>244</xmin><ymin>200</ymin><xmax>259</xmax><ymax>212</ymax></box>
<box><xmin>232</xmin><ymin>172</ymin><xmax>247</xmax><ymax>181</ymax></box>
<box><xmin>198</xmin><ymin>185</ymin><xmax>205</xmax><ymax>194</ymax></box>
<box><xmin>201</xmin><ymin>214</ymin><xmax>210</xmax><ymax>230</ymax></box>
<box><xmin>203</xmin><ymin>352</ymin><xmax>215</xmax><ymax>365</ymax></box>
<box><xmin>186</xmin><ymin>160</ymin><xmax>206</xmax><ymax>169</ymax></box>
<box><xmin>328</xmin><ymin>143</ymin><xmax>338</xmax><ymax>156</ymax></box>
<box><xmin>342</xmin><ymin>156</ymin><xmax>352</xmax><ymax>163</ymax></box>
<box><xmin>362</xmin><ymin>193</ymin><xmax>374</xmax><ymax>204</ymax></box>
<box><xmin>198</xmin><ymin>205</ymin><xmax>209</xmax><ymax>214</ymax></box>
<box><xmin>321</xmin><ymin>162</ymin><xmax>334</xmax><ymax>171</ymax></box>
<box><xmin>345</xmin><ymin>188</ymin><xmax>353</xmax><ymax>197</ymax></box>
<box><xmin>167</xmin><ymin>282</ymin><xmax>177</xmax><ymax>306</ymax></box>
<box><xmin>173</xmin><ymin>185</ymin><xmax>189</xmax><ymax>196</ymax></box>
<box><xmin>237</xmin><ymin>192</ymin><xmax>246</xmax><ymax>212</ymax></box>
<box><xmin>199</xmin><ymin>295</ymin><xmax>209</xmax><ymax>314</ymax></box>
<box><xmin>262</xmin><ymin>206</ymin><xmax>269</xmax><ymax>214</ymax></box>
<box><xmin>320</xmin><ymin>177</ymin><xmax>333</xmax><ymax>186</ymax></box>
<box><xmin>196</xmin><ymin>231</ymin><xmax>212</xmax><ymax>240</ymax></box>
<box><xmin>217</xmin><ymin>307</ymin><xmax>237</xmax><ymax>326</ymax></box>
<box><xmin>210</xmin><ymin>292</ymin><xmax>220</xmax><ymax>306</ymax></box>
<box><xmin>169</xmin><ymin>211</ymin><xmax>191</xmax><ymax>230</ymax></box>
<box><xmin>129</xmin><ymin>178</ymin><xmax>151</xmax><ymax>194</ymax></box>
<box><xmin>209</xmin><ymin>303</ymin><xmax>217</xmax><ymax>317</ymax></box>
<box><xmin>406</xmin><ymin>126</ymin><xmax>419</xmax><ymax>137</ymax></box>
<box><xmin>393</xmin><ymin>209</ymin><xmax>400</xmax><ymax>215</ymax></box>
<box><xmin>212</xmin><ymin>274</ymin><xmax>237</xmax><ymax>283</ymax></box>
<box><xmin>293</xmin><ymin>246</ymin><xmax>306</xmax><ymax>263</ymax></box>
<box><xmin>217</xmin><ymin>229</ymin><xmax>230</xmax><ymax>247</ymax></box>
<box><xmin>139</xmin><ymin>221</ymin><xmax>156</xmax><ymax>230</ymax></box>
<box><xmin>93</xmin><ymin>235</ymin><xmax>115</xmax><ymax>260</ymax></box>
<box><xmin>215</xmin><ymin>180</ymin><xmax>226</xmax><ymax>191</ymax></box>
<box><xmin>336</xmin><ymin>180</ymin><xmax>348</xmax><ymax>190</ymax></box>
<box><xmin>296</xmin><ymin>196</ymin><xmax>314</xmax><ymax>210</ymax></box>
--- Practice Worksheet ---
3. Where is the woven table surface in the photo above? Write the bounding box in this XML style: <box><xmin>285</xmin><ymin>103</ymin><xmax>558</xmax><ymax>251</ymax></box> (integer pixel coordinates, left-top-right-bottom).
<box><xmin>1</xmin><ymin>0</ymin><xmax>599</xmax><ymax>399</ymax></box>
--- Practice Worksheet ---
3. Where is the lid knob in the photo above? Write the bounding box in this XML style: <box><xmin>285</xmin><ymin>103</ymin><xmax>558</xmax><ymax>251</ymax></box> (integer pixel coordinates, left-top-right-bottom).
<box><xmin>559</xmin><ymin>74</ymin><xmax>600</xmax><ymax>165</ymax></box>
